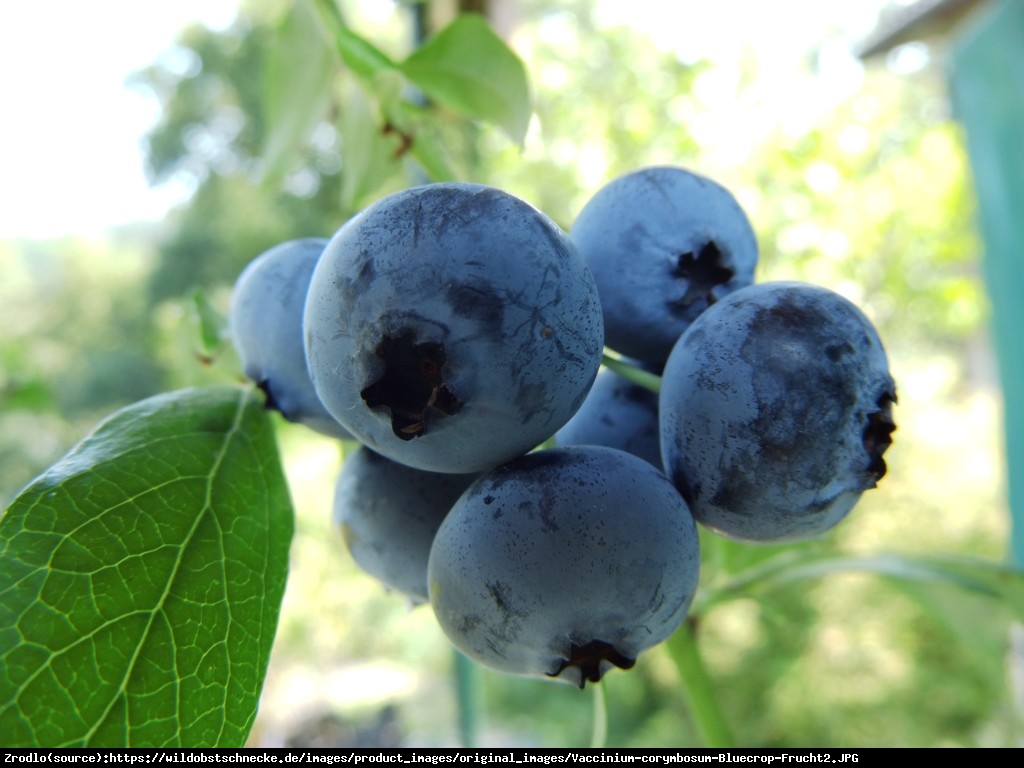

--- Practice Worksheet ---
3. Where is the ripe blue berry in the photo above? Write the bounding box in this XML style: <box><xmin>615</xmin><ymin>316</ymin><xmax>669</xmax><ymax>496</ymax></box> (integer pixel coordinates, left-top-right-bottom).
<box><xmin>333</xmin><ymin>446</ymin><xmax>478</xmax><ymax>603</ymax></box>
<box><xmin>659</xmin><ymin>281</ymin><xmax>896</xmax><ymax>543</ymax></box>
<box><xmin>304</xmin><ymin>183</ymin><xmax>604</xmax><ymax>473</ymax></box>
<box><xmin>570</xmin><ymin>166</ymin><xmax>758</xmax><ymax>364</ymax></box>
<box><xmin>428</xmin><ymin>446</ymin><xmax>701</xmax><ymax>687</ymax></box>
<box><xmin>555</xmin><ymin>366</ymin><xmax>662</xmax><ymax>468</ymax></box>
<box><xmin>229</xmin><ymin>238</ymin><xmax>351</xmax><ymax>438</ymax></box>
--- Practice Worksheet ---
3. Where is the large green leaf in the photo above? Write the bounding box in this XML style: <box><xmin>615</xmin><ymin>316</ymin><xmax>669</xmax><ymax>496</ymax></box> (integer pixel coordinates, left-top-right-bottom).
<box><xmin>0</xmin><ymin>386</ymin><xmax>294</xmax><ymax>747</ymax></box>
<box><xmin>400</xmin><ymin>14</ymin><xmax>532</xmax><ymax>146</ymax></box>
<box><xmin>260</xmin><ymin>0</ymin><xmax>338</xmax><ymax>185</ymax></box>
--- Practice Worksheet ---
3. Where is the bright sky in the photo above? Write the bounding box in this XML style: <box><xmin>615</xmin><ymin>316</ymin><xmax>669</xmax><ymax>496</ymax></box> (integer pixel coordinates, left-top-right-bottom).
<box><xmin>0</xmin><ymin>0</ymin><xmax>897</xmax><ymax>240</ymax></box>
<box><xmin>0</xmin><ymin>0</ymin><xmax>238</xmax><ymax>239</ymax></box>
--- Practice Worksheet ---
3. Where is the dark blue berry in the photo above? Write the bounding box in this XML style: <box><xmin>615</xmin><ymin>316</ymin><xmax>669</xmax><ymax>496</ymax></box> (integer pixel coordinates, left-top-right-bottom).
<box><xmin>333</xmin><ymin>446</ymin><xmax>478</xmax><ymax>603</ymax></box>
<box><xmin>304</xmin><ymin>183</ymin><xmax>604</xmax><ymax>473</ymax></box>
<box><xmin>428</xmin><ymin>445</ymin><xmax>701</xmax><ymax>687</ymax></box>
<box><xmin>229</xmin><ymin>238</ymin><xmax>351</xmax><ymax>438</ymax></box>
<box><xmin>571</xmin><ymin>166</ymin><xmax>758</xmax><ymax>364</ymax></box>
<box><xmin>659</xmin><ymin>281</ymin><xmax>896</xmax><ymax>543</ymax></box>
<box><xmin>555</xmin><ymin>366</ymin><xmax>661</xmax><ymax>468</ymax></box>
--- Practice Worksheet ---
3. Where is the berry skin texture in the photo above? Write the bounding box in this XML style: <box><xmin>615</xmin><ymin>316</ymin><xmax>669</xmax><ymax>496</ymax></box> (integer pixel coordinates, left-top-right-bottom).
<box><xmin>570</xmin><ymin>166</ymin><xmax>758</xmax><ymax>365</ymax></box>
<box><xmin>659</xmin><ymin>281</ymin><xmax>897</xmax><ymax>544</ymax></box>
<box><xmin>428</xmin><ymin>445</ymin><xmax>701</xmax><ymax>688</ymax></box>
<box><xmin>229</xmin><ymin>238</ymin><xmax>351</xmax><ymax>439</ymax></box>
<box><xmin>304</xmin><ymin>182</ymin><xmax>604</xmax><ymax>474</ymax></box>
<box><xmin>332</xmin><ymin>446</ymin><xmax>478</xmax><ymax>604</ymax></box>
<box><xmin>555</xmin><ymin>366</ymin><xmax>662</xmax><ymax>469</ymax></box>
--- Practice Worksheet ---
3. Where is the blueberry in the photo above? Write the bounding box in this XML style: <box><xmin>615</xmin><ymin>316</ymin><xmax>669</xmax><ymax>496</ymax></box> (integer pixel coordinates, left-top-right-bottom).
<box><xmin>229</xmin><ymin>238</ymin><xmax>351</xmax><ymax>438</ymax></box>
<box><xmin>555</xmin><ymin>365</ymin><xmax>662</xmax><ymax>468</ymax></box>
<box><xmin>570</xmin><ymin>166</ymin><xmax>758</xmax><ymax>364</ymax></box>
<box><xmin>304</xmin><ymin>183</ymin><xmax>604</xmax><ymax>474</ymax></box>
<box><xmin>333</xmin><ymin>446</ymin><xmax>478</xmax><ymax>603</ymax></box>
<box><xmin>659</xmin><ymin>281</ymin><xmax>897</xmax><ymax>543</ymax></box>
<box><xmin>428</xmin><ymin>445</ymin><xmax>701</xmax><ymax>688</ymax></box>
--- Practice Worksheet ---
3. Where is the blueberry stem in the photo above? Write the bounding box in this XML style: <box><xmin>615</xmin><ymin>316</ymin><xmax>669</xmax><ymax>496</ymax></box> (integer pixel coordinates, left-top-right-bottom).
<box><xmin>454</xmin><ymin>650</ymin><xmax>483</xmax><ymax>747</ymax></box>
<box><xmin>589</xmin><ymin>681</ymin><xmax>608</xmax><ymax>749</ymax></box>
<box><xmin>600</xmin><ymin>351</ymin><xmax>662</xmax><ymax>394</ymax></box>
<box><xmin>665</xmin><ymin>618</ymin><xmax>736</xmax><ymax>748</ymax></box>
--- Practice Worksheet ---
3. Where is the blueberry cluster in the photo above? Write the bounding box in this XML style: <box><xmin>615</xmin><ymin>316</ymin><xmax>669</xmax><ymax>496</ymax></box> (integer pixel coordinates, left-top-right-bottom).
<box><xmin>229</xmin><ymin>168</ymin><xmax>896</xmax><ymax>687</ymax></box>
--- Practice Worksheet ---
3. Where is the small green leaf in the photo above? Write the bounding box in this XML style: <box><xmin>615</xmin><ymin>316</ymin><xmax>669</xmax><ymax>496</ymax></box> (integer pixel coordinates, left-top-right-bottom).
<box><xmin>339</xmin><ymin>84</ymin><xmax>405</xmax><ymax>213</ymax></box>
<box><xmin>335</xmin><ymin>25</ymin><xmax>398</xmax><ymax>80</ymax></box>
<box><xmin>1</xmin><ymin>378</ymin><xmax>54</xmax><ymax>412</ymax></box>
<box><xmin>260</xmin><ymin>0</ymin><xmax>338</xmax><ymax>184</ymax></box>
<box><xmin>0</xmin><ymin>386</ymin><xmax>294</xmax><ymax>747</ymax></box>
<box><xmin>400</xmin><ymin>14</ymin><xmax>532</xmax><ymax>146</ymax></box>
<box><xmin>190</xmin><ymin>290</ymin><xmax>227</xmax><ymax>360</ymax></box>
<box><xmin>309</xmin><ymin>0</ymin><xmax>396</xmax><ymax>81</ymax></box>
<box><xmin>408</xmin><ymin>138</ymin><xmax>458</xmax><ymax>183</ymax></box>
<box><xmin>403</xmin><ymin>112</ymin><xmax>459</xmax><ymax>183</ymax></box>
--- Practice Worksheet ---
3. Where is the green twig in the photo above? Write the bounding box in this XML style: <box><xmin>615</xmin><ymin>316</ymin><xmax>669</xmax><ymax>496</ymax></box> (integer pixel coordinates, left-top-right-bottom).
<box><xmin>454</xmin><ymin>651</ymin><xmax>483</xmax><ymax>747</ymax></box>
<box><xmin>589</xmin><ymin>682</ymin><xmax>608</xmax><ymax>749</ymax></box>
<box><xmin>600</xmin><ymin>352</ymin><xmax>662</xmax><ymax>394</ymax></box>
<box><xmin>665</xmin><ymin>619</ymin><xmax>735</xmax><ymax>748</ymax></box>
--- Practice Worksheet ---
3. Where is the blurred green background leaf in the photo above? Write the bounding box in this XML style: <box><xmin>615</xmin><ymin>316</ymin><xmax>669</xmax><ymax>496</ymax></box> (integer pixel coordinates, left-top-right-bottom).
<box><xmin>260</xmin><ymin>0</ymin><xmax>338</xmax><ymax>185</ymax></box>
<box><xmin>400</xmin><ymin>13</ymin><xmax>532</xmax><ymax>146</ymax></box>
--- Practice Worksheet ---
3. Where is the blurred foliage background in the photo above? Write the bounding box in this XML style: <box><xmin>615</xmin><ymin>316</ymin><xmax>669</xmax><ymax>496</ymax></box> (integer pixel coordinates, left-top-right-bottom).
<box><xmin>1</xmin><ymin>0</ymin><xmax>1018</xmax><ymax>748</ymax></box>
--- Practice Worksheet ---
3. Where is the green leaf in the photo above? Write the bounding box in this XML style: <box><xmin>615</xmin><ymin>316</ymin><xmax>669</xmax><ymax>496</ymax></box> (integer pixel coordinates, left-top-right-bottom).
<box><xmin>0</xmin><ymin>386</ymin><xmax>294</xmax><ymax>747</ymax></box>
<box><xmin>1</xmin><ymin>377</ymin><xmax>54</xmax><ymax>413</ymax></box>
<box><xmin>339</xmin><ymin>84</ymin><xmax>405</xmax><ymax>213</ymax></box>
<box><xmin>335</xmin><ymin>25</ymin><xmax>398</xmax><ymax>81</ymax></box>
<box><xmin>400</xmin><ymin>14</ymin><xmax>532</xmax><ymax>146</ymax></box>
<box><xmin>260</xmin><ymin>0</ymin><xmax>338</xmax><ymax>184</ymax></box>
<box><xmin>309</xmin><ymin>0</ymin><xmax>396</xmax><ymax>81</ymax></box>
<box><xmin>190</xmin><ymin>290</ymin><xmax>227</xmax><ymax>361</ymax></box>
<box><xmin>408</xmin><ymin>131</ymin><xmax>458</xmax><ymax>183</ymax></box>
<box><xmin>397</xmin><ymin>101</ymin><xmax>459</xmax><ymax>183</ymax></box>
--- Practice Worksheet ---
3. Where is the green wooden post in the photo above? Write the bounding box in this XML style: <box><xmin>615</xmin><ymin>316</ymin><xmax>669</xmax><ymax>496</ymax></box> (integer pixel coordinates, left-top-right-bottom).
<box><xmin>948</xmin><ymin>0</ymin><xmax>1024</xmax><ymax>568</ymax></box>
